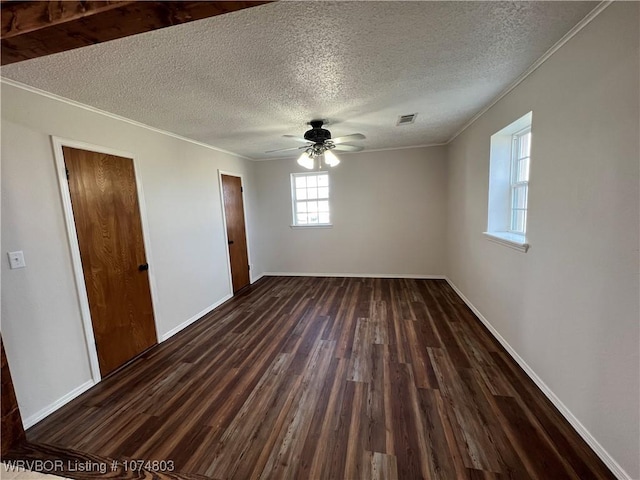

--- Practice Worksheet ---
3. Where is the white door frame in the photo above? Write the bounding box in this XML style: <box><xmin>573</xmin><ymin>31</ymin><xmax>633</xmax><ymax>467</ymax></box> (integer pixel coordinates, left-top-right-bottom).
<box><xmin>51</xmin><ymin>136</ymin><xmax>161</xmax><ymax>383</ymax></box>
<box><xmin>217</xmin><ymin>170</ymin><xmax>255</xmax><ymax>293</ymax></box>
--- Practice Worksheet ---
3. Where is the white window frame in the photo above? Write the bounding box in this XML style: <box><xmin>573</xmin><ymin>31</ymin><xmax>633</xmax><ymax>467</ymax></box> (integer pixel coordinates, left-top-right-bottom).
<box><xmin>485</xmin><ymin>112</ymin><xmax>532</xmax><ymax>252</ymax></box>
<box><xmin>290</xmin><ymin>171</ymin><xmax>332</xmax><ymax>228</ymax></box>
<box><xmin>509</xmin><ymin>126</ymin><xmax>531</xmax><ymax>235</ymax></box>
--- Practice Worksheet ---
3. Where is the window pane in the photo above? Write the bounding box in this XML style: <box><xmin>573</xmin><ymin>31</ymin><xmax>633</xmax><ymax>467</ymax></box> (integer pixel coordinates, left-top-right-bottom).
<box><xmin>512</xmin><ymin>186</ymin><xmax>528</xmax><ymax>209</ymax></box>
<box><xmin>519</xmin><ymin>132</ymin><xmax>531</xmax><ymax>157</ymax></box>
<box><xmin>295</xmin><ymin>176</ymin><xmax>306</xmax><ymax>189</ymax></box>
<box><xmin>307</xmin><ymin>187</ymin><xmax>318</xmax><ymax>199</ymax></box>
<box><xmin>511</xmin><ymin>209</ymin><xmax>526</xmax><ymax>233</ymax></box>
<box><xmin>291</xmin><ymin>172</ymin><xmax>331</xmax><ymax>226</ymax></box>
<box><xmin>517</xmin><ymin>158</ymin><xmax>530</xmax><ymax>182</ymax></box>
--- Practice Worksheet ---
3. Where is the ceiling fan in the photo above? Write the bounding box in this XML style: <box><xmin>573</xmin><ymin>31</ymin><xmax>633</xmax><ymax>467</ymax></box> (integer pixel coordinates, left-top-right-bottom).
<box><xmin>265</xmin><ymin>120</ymin><xmax>365</xmax><ymax>169</ymax></box>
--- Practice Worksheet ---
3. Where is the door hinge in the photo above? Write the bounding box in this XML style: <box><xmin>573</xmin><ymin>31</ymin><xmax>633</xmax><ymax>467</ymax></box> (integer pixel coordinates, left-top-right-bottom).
<box><xmin>65</xmin><ymin>168</ymin><xmax>70</xmax><ymax>180</ymax></box>
<box><xmin>241</xmin><ymin>186</ymin><xmax>244</xmax><ymax>193</ymax></box>
<box><xmin>248</xmin><ymin>264</ymin><xmax>251</xmax><ymax>271</ymax></box>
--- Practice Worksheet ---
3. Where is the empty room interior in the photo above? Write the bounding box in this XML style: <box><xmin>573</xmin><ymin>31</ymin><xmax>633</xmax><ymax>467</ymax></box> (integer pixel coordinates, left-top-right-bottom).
<box><xmin>1</xmin><ymin>1</ymin><xmax>638</xmax><ymax>479</ymax></box>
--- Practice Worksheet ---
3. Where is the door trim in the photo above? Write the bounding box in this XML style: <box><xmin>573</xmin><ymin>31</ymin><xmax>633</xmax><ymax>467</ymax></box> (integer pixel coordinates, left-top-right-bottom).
<box><xmin>218</xmin><ymin>170</ymin><xmax>255</xmax><ymax>294</ymax></box>
<box><xmin>51</xmin><ymin>136</ymin><xmax>161</xmax><ymax>383</ymax></box>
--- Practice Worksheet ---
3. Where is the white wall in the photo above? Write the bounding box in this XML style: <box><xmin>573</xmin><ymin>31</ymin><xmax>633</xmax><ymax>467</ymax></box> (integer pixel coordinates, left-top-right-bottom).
<box><xmin>253</xmin><ymin>146</ymin><xmax>447</xmax><ymax>277</ymax></box>
<box><xmin>1</xmin><ymin>82</ymin><xmax>258</xmax><ymax>425</ymax></box>
<box><xmin>445</xmin><ymin>3</ymin><xmax>639</xmax><ymax>478</ymax></box>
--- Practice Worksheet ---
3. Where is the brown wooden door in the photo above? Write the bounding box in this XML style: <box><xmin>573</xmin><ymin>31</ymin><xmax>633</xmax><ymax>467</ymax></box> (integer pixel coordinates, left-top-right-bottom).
<box><xmin>221</xmin><ymin>174</ymin><xmax>250</xmax><ymax>293</ymax></box>
<box><xmin>63</xmin><ymin>147</ymin><xmax>157</xmax><ymax>377</ymax></box>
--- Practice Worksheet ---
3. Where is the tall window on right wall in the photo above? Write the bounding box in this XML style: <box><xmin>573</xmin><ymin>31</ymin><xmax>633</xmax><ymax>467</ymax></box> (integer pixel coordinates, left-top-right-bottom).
<box><xmin>510</xmin><ymin>126</ymin><xmax>531</xmax><ymax>234</ymax></box>
<box><xmin>485</xmin><ymin>111</ymin><xmax>532</xmax><ymax>252</ymax></box>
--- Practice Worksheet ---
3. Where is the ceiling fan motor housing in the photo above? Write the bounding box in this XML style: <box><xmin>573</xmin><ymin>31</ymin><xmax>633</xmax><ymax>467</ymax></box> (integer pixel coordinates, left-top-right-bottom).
<box><xmin>304</xmin><ymin>120</ymin><xmax>332</xmax><ymax>143</ymax></box>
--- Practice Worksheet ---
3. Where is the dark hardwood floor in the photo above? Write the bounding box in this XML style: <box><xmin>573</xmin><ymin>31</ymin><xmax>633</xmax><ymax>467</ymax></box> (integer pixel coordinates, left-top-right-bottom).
<box><xmin>12</xmin><ymin>277</ymin><xmax>614</xmax><ymax>479</ymax></box>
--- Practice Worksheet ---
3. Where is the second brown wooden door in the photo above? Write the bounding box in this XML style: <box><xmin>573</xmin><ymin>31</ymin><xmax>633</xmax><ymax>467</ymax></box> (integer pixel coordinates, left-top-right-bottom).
<box><xmin>64</xmin><ymin>146</ymin><xmax>157</xmax><ymax>377</ymax></box>
<box><xmin>221</xmin><ymin>174</ymin><xmax>250</xmax><ymax>293</ymax></box>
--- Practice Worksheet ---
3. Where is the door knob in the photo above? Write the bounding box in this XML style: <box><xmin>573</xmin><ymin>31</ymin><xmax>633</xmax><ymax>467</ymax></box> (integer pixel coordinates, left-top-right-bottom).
<box><xmin>138</xmin><ymin>263</ymin><xmax>149</xmax><ymax>271</ymax></box>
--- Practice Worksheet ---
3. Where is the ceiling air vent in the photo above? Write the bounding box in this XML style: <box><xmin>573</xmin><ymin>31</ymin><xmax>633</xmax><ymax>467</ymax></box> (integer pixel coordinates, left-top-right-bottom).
<box><xmin>396</xmin><ymin>113</ymin><xmax>417</xmax><ymax>126</ymax></box>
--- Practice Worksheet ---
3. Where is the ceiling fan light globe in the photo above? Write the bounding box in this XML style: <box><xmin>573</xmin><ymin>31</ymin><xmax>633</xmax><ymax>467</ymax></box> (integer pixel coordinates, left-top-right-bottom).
<box><xmin>324</xmin><ymin>150</ymin><xmax>340</xmax><ymax>167</ymax></box>
<box><xmin>297</xmin><ymin>152</ymin><xmax>314</xmax><ymax>169</ymax></box>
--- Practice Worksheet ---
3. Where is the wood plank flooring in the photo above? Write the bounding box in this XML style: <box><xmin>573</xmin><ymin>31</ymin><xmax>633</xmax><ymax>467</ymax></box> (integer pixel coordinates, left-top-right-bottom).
<box><xmin>17</xmin><ymin>277</ymin><xmax>614</xmax><ymax>479</ymax></box>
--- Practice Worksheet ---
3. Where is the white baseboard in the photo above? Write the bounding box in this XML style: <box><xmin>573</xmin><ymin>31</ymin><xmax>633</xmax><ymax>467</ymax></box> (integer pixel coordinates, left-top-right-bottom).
<box><xmin>444</xmin><ymin>278</ymin><xmax>632</xmax><ymax>480</ymax></box>
<box><xmin>262</xmin><ymin>272</ymin><xmax>446</xmax><ymax>279</ymax></box>
<box><xmin>23</xmin><ymin>294</ymin><xmax>235</xmax><ymax>429</ymax></box>
<box><xmin>250</xmin><ymin>272</ymin><xmax>265</xmax><ymax>284</ymax></box>
<box><xmin>159</xmin><ymin>293</ymin><xmax>233</xmax><ymax>342</ymax></box>
<box><xmin>23</xmin><ymin>379</ymin><xmax>95</xmax><ymax>430</ymax></box>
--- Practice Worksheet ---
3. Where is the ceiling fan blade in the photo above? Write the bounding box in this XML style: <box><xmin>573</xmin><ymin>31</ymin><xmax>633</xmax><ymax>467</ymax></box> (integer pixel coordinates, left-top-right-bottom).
<box><xmin>283</xmin><ymin>135</ymin><xmax>311</xmax><ymax>143</ymax></box>
<box><xmin>333</xmin><ymin>144</ymin><xmax>364</xmax><ymax>152</ymax></box>
<box><xmin>331</xmin><ymin>133</ymin><xmax>366</xmax><ymax>145</ymax></box>
<box><xmin>265</xmin><ymin>145</ymin><xmax>308</xmax><ymax>154</ymax></box>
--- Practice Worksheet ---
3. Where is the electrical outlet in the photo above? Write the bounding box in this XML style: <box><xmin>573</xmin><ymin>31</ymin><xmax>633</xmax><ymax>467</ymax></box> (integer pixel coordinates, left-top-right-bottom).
<box><xmin>7</xmin><ymin>251</ymin><xmax>26</xmax><ymax>269</ymax></box>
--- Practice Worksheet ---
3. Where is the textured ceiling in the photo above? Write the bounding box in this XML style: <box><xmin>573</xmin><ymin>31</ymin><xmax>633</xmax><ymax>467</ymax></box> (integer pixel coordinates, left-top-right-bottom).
<box><xmin>1</xmin><ymin>1</ymin><xmax>597</xmax><ymax>160</ymax></box>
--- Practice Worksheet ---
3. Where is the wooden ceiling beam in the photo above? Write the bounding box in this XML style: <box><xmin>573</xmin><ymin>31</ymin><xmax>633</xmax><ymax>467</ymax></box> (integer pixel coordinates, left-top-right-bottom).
<box><xmin>2</xmin><ymin>1</ymin><xmax>135</xmax><ymax>39</ymax></box>
<box><xmin>1</xmin><ymin>1</ymin><xmax>272</xmax><ymax>66</ymax></box>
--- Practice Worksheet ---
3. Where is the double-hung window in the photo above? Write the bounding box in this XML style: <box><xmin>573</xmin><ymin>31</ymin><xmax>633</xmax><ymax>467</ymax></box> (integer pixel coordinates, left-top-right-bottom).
<box><xmin>291</xmin><ymin>172</ymin><xmax>331</xmax><ymax>226</ymax></box>
<box><xmin>485</xmin><ymin>111</ymin><xmax>532</xmax><ymax>252</ymax></box>
<box><xmin>509</xmin><ymin>127</ymin><xmax>531</xmax><ymax>234</ymax></box>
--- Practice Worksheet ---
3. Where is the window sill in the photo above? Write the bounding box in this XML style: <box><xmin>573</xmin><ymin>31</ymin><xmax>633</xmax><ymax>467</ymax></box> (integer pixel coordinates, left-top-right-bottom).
<box><xmin>483</xmin><ymin>232</ymin><xmax>530</xmax><ymax>253</ymax></box>
<box><xmin>290</xmin><ymin>224</ymin><xmax>333</xmax><ymax>229</ymax></box>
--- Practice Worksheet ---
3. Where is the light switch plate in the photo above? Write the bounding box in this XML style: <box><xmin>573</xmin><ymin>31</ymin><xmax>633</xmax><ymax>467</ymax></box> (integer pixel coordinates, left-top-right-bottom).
<box><xmin>8</xmin><ymin>251</ymin><xmax>26</xmax><ymax>269</ymax></box>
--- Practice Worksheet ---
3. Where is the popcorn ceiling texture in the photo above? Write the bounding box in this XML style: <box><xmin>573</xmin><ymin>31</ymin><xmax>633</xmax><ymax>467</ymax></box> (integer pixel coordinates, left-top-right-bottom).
<box><xmin>1</xmin><ymin>1</ymin><xmax>596</xmax><ymax>160</ymax></box>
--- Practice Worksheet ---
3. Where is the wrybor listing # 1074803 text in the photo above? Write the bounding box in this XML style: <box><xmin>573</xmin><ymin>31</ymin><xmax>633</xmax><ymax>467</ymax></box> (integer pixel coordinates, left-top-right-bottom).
<box><xmin>3</xmin><ymin>459</ymin><xmax>176</xmax><ymax>475</ymax></box>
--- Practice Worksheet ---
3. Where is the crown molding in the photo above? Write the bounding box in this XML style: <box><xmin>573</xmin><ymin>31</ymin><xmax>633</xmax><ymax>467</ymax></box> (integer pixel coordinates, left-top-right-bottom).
<box><xmin>446</xmin><ymin>1</ymin><xmax>613</xmax><ymax>144</ymax></box>
<box><xmin>0</xmin><ymin>77</ymin><xmax>253</xmax><ymax>161</ymax></box>
<box><xmin>2</xmin><ymin>1</ymin><xmax>612</xmax><ymax>158</ymax></box>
